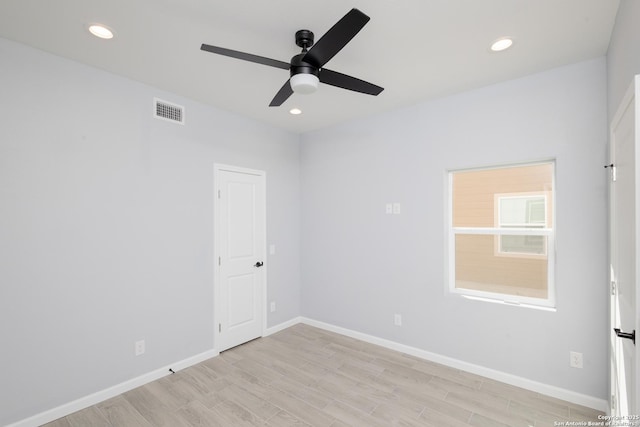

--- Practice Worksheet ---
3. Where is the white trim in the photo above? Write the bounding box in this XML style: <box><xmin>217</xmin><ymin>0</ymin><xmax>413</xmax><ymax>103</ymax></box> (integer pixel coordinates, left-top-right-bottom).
<box><xmin>298</xmin><ymin>317</ymin><xmax>607</xmax><ymax>412</ymax></box>
<box><xmin>264</xmin><ymin>316</ymin><xmax>303</xmax><ymax>337</ymax></box>
<box><xmin>7</xmin><ymin>349</ymin><xmax>218</xmax><ymax>427</ymax></box>
<box><xmin>461</xmin><ymin>294</ymin><xmax>557</xmax><ymax>312</ymax></box>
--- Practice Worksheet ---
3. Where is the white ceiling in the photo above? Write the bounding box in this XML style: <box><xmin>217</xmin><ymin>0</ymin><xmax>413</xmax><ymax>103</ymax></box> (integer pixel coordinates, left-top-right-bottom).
<box><xmin>0</xmin><ymin>0</ymin><xmax>620</xmax><ymax>133</ymax></box>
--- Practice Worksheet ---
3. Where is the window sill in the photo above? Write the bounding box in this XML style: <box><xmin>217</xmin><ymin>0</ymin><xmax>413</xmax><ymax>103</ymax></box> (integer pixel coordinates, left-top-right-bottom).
<box><xmin>460</xmin><ymin>294</ymin><xmax>557</xmax><ymax>312</ymax></box>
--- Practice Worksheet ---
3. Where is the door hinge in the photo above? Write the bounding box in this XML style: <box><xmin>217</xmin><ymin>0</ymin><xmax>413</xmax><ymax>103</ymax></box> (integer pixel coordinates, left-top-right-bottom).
<box><xmin>611</xmin><ymin>280</ymin><xmax>617</xmax><ymax>295</ymax></box>
<box><xmin>218</xmin><ymin>189</ymin><xmax>221</xmax><ymax>199</ymax></box>
<box><xmin>611</xmin><ymin>394</ymin><xmax>616</xmax><ymax>410</ymax></box>
<box><xmin>605</xmin><ymin>163</ymin><xmax>617</xmax><ymax>182</ymax></box>
<box><xmin>218</xmin><ymin>256</ymin><xmax>221</xmax><ymax>266</ymax></box>
<box><xmin>219</xmin><ymin>323</ymin><xmax>222</xmax><ymax>333</ymax></box>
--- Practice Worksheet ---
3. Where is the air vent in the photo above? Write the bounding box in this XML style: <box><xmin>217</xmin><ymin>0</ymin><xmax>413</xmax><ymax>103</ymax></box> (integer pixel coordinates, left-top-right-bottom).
<box><xmin>154</xmin><ymin>98</ymin><xmax>185</xmax><ymax>124</ymax></box>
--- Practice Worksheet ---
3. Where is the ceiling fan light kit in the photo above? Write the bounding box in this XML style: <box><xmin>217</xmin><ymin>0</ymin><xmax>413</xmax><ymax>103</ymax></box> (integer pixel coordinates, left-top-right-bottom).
<box><xmin>201</xmin><ymin>8</ymin><xmax>384</xmax><ymax>107</ymax></box>
<box><xmin>290</xmin><ymin>73</ymin><xmax>319</xmax><ymax>94</ymax></box>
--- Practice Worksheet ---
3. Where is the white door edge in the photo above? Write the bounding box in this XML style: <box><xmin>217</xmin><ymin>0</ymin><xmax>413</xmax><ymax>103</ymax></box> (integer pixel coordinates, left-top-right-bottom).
<box><xmin>608</xmin><ymin>74</ymin><xmax>640</xmax><ymax>415</ymax></box>
<box><xmin>213</xmin><ymin>163</ymin><xmax>267</xmax><ymax>352</ymax></box>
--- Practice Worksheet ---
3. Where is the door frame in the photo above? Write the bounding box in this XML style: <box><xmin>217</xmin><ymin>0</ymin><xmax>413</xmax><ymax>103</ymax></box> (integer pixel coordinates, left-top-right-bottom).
<box><xmin>609</xmin><ymin>75</ymin><xmax>640</xmax><ymax>415</ymax></box>
<box><xmin>213</xmin><ymin>163</ymin><xmax>267</xmax><ymax>352</ymax></box>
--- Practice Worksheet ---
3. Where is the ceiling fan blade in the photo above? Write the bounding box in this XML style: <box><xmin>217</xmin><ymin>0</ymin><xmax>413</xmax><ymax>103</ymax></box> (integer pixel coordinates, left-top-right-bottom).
<box><xmin>269</xmin><ymin>80</ymin><xmax>294</xmax><ymax>106</ymax></box>
<box><xmin>200</xmin><ymin>44</ymin><xmax>290</xmax><ymax>70</ymax></box>
<box><xmin>303</xmin><ymin>8</ymin><xmax>370</xmax><ymax>69</ymax></box>
<box><xmin>319</xmin><ymin>69</ymin><xmax>383</xmax><ymax>96</ymax></box>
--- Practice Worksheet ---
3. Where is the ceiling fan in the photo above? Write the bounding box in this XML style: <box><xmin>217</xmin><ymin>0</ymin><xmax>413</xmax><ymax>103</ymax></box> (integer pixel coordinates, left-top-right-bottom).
<box><xmin>200</xmin><ymin>8</ymin><xmax>384</xmax><ymax>107</ymax></box>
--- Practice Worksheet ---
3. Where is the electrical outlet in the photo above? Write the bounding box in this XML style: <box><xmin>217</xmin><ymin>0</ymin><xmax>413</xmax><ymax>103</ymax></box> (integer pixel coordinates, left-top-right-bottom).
<box><xmin>570</xmin><ymin>351</ymin><xmax>583</xmax><ymax>368</ymax></box>
<box><xmin>393</xmin><ymin>203</ymin><xmax>401</xmax><ymax>214</ymax></box>
<box><xmin>270</xmin><ymin>302</ymin><xmax>276</xmax><ymax>313</ymax></box>
<box><xmin>394</xmin><ymin>314</ymin><xmax>402</xmax><ymax>326</ymax></box>
<box><xmin>135</xmin><ymin>340</ymin><xmax>145</xmax><ymax>356</ymax></box>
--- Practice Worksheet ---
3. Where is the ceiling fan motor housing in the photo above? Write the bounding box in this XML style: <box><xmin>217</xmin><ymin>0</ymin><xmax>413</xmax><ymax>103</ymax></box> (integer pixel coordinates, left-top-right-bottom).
<box><xmin>290</xmin><ymin>53</ymin><xmax>319</xmax><ymax>78</ymax></box>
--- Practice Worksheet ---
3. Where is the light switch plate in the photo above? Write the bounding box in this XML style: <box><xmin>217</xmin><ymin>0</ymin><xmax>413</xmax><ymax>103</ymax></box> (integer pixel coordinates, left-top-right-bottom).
<box><xmin>394</xmin><ymin>314</ymin><xmax>402</xmax><ymax>326</ymax></box>
<box><xmin>135</xmin><ymin>340</ymin><xmax>145</xmax><ymax>356</ymax></box>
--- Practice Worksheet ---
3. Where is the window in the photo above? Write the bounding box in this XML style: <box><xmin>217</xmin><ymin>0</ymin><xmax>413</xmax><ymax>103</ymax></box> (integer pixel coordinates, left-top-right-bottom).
<box><xmin>448</xmin><ymin>162</ymin><xmax>555</xmax><ymax>308</ymax></box>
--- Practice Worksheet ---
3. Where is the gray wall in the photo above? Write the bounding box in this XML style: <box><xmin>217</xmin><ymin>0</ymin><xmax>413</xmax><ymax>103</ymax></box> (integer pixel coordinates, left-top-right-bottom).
<box><xmin>300</xmin><ymin>58</ymin><xmax>609</xmax><ymax>399</ymax></box>
<box><xmin>0</xmin><ymin>38</ymin><xmax>300</xmax><ymax>426</ymax></box>
<box><xmin>607</xmin><ymin>0</ymin><xmax>640</xmax><ymax>120</ymax></box>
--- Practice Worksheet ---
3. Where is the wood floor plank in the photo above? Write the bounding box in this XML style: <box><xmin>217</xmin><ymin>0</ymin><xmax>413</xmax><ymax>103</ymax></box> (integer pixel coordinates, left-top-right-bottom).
<box><xmin>265</xmin><ymin>410</ymin><xmax>313</xmax><ymax>427</ymax></box>
<box><xmin>370</xmin><ymin>401</ymin><xmax>429</xmax><ymax>426</ymax></box>
<box><xmin>213</xmin><ymin>382</ymin><xmax>281</xmax><ymax>421</ymax></box>
<box><xmin>415</xmin><ymin>392</ymin><xmax>474</xmax><ymax>424</ymax></box>
<box><xmin>468</xmin><ymin>413</ymin><xmax>512</xmax><ymax>427</ymax></box>
<box><xmin>269</xmin><ymin>376</ymin><xmax>334</xmax><ymax>410</ymax></box>
<box><xmin>322</xmin><ymin>399</ymin><xmax>388</xmax><ymax>427</ymax></box>
<box><xmin>262</xmin><ymin>388</ymin><xmax>336</xmax><ymax>427</ymax></box>
<box><xmin>177</xmin><ymin>400</ymin><xmax>227</xmax><ymax>427</ymax></box>
<box><xmin>39</xmin><ymin>324</ymin><xmax>605</xmax><ymax>427</ymax></box>
<box><xmin>96</xmin><ymin>395</ymin><xmax>152</xmax><ymax>427</ymax></box>
<box><xmin>64</xmin><ymin>406</ymin><xmax>110</xmax><ymax>427</ymax></box>
<box><xmin>314</xmin><ymin>372</ymin><xmax>380</xmax><ymax>414</ymax></box>
<box><xmin>41</xmin><ymin>418</ymin><xmax>72</xmax><ymax>427</ymax></box>
<box><xmin>445</xmin><ymin>391</ymin><xmax>534</xmax><ymax>427</ymax></box>
<box><xmin>122</xmin><ymin>386</ymin><xmax>192</xmax><ymax>427</ymax></box>
<box><xmin>208</xmin><ymin>399</ymin><xmax>264</xmax><ymax>426</ymax></box>
<box><xmin>420</xmin><ymin>405</ymin><xmax>473</xmax><ymax>427</ymax></box>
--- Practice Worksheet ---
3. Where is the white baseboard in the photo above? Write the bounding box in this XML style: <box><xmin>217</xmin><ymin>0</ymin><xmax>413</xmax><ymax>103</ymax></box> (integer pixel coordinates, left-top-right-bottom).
<box><xmin>299</xmin><ymin>317</ymin><xmax>608</xmax><ymax>412</ymax></box>
<box><xmin>264</xmin><ymin>316</ymin><xmax>303</xmax><ymax>337</ymax></box>
<box><xmin>8</xmin><ymin>349</ymin><xmax>219</xmax><ymax>427</ymax></box>
<box><xmin>9</xmin><ymin>316</ymin><xmax>608</xmax><ymax>426</ymax></box>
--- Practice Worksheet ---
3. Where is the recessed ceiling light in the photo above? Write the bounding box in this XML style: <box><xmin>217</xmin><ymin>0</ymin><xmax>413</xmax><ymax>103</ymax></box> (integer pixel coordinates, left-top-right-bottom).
<box><xmin>88</xmin><ymin>24</ymin><xmax>114</xmax><ymax>40</ymax></box>
<box><xmin>289</xmin><ymin>108</ymin><xmax>302</xmax><ymax>115</ymax></box>
<box><xmin>490</xmin><ymin>37</ymin><xmax>513</xmax><ymax>52</ymax></box>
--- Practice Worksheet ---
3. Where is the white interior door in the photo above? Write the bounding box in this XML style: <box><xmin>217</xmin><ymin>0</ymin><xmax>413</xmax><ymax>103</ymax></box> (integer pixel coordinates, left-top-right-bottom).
<box><xmin>215</xmin><ymin>165</ymin><xmax>266</xmax><ymax>352</ymax></box>
<box><xmin>609</xmin><ymin>75</ymin><xmax>639</xmax><ymax>416</ymax></box>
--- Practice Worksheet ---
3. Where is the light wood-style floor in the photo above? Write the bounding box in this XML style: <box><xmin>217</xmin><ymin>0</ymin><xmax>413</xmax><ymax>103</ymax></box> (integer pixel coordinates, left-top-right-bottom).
<box><xmin>43</xmin><ymin>323</ymin><xmax>603</xmax><ymax>427</ymax></box>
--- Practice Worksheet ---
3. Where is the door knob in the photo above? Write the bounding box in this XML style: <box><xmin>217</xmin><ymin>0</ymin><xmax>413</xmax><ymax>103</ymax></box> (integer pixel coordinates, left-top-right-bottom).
<box><xmin>614</xmin><ymin>328</ymin><xmax>636</xmax><ymax>345</ymax></box>
<box><xmin>254</xmin><ymin>261</ymin><xmax>264</xmax><ymax>268</ymax></box>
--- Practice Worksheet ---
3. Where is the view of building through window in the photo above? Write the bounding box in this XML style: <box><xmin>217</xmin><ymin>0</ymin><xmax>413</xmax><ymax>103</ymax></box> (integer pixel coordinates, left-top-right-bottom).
<box><xmin>449</xmin><ymin>162</ymin><xmax>555</xmax><ymax>306</ymax></box>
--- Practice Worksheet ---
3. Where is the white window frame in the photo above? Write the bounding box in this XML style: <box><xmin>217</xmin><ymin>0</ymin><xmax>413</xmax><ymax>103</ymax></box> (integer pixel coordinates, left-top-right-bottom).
<box><xmin>446</xmin><ymin>161</ymin><xmax>556</xmax><ymax>309</ymax></box>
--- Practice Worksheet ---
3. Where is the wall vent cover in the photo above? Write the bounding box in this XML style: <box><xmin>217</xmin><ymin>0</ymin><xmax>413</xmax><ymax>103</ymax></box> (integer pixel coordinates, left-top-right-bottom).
<box><xmin>154</xmin><ymin>98</ymin><xmax>185</xmax><ymax>124</ymax></box>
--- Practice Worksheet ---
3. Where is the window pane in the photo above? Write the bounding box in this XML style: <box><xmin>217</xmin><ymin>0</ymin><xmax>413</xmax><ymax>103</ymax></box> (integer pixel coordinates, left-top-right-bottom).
<box><xmin>454</xmin><ymin>234</ymin><xmax>548</xmax><ymax>299</ymax></box>
<box><xmin>500</xmin><ymin>235</ymin><xmax>546</xmax><ymax>255</ymax></box>
<box><xmin>499</xmin><ymin>196</ymin><xmax>546</xmax><ymax>227</ymax></box>
<box><xmin>452</xmin><ymin>163</ymin><xmax>553</xmax><ymax>228</ymax></box>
